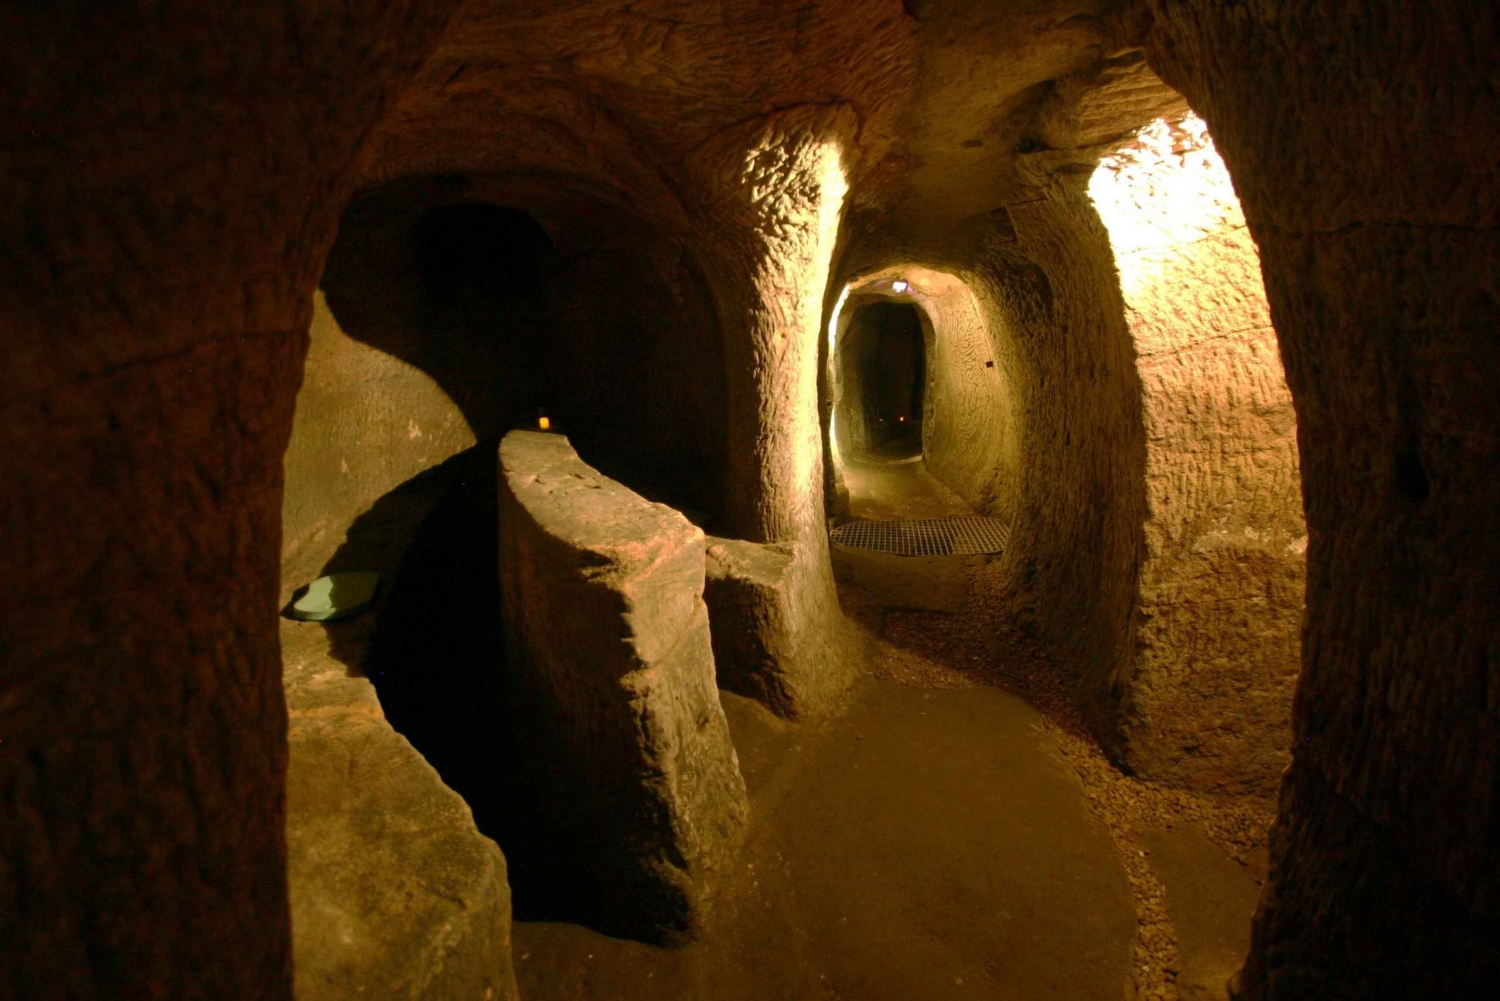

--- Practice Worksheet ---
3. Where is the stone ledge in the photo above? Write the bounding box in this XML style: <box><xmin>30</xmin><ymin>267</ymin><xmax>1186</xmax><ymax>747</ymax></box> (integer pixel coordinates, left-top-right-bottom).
<box><xmin>497</xmin><ymin>431</ymin><xmax>748</xmax><ymax>942</ymax></box>
<box><xmin>705</xmin><ymin>535</ymin><xmax>854</xmax><ymax>718</ymax></box>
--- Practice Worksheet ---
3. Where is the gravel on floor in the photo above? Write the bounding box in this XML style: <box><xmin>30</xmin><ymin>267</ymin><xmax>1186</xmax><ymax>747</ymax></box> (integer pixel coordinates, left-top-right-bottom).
<box><xmin>857</xmin><ymin>557</ymin><xmax>1274</xmax><ymax>1001</ymax></box>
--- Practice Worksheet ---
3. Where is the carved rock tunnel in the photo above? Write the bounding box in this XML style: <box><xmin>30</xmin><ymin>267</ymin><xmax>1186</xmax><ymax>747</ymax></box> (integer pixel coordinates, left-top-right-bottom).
<box><xmin>273</xmin><ymin>112</ymin><xmax>1307</xmax><ymax>1001</ymax></box>
<box><xmin>5</xmin><ymin>4</ymin><xmax>1496</xmax><ymax>1001</ymax></box>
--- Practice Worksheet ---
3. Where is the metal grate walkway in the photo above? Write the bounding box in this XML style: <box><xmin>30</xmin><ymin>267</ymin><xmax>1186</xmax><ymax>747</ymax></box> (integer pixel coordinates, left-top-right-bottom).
<box><xmin>830</xmin><ymin>517</ymin><xmax>1011</xmax><ymax>557</ymax></box>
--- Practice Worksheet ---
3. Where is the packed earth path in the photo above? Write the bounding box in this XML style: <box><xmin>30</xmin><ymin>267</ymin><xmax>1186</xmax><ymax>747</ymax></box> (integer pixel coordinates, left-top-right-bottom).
<box><xmin>504</xmin><ymin>456</ymin><xmax>1273</xmax><ymax>1001</ymax></box>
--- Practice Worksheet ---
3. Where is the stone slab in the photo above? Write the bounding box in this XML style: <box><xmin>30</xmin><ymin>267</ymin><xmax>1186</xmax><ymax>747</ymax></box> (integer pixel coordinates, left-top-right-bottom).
<box><xmin>497</xmin><ymin>431</ymin><xmax>748</xmax><ymax>941</ymax></box>
<box><xmin>282</xmin><ymin>619</ymin><xmax>519</xmax><ymax>1001</ymax></box>
<box><xmin>705</xmin><ymin>535</ymin><xmax>857</xmax><ymax>719</ymax></box>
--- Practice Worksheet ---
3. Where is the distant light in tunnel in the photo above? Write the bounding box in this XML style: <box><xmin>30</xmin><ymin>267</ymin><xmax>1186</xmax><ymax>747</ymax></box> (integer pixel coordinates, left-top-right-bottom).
<box><xmin>892</xmin><ymin>280</ymin><xmax>909</xmax><ymax>293</ymax></box>
<box><xmin>538</xmin><ymin>415</ymin><xmax>551</xmax><ymax>430</ymax></box>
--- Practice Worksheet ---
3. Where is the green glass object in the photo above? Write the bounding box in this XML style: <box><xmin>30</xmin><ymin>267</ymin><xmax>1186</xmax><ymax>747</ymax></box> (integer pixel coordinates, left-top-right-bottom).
<box><xmin>289</xmin><ymin>571</ymin><xmax>380</xmax><ymax>622</ymax></box>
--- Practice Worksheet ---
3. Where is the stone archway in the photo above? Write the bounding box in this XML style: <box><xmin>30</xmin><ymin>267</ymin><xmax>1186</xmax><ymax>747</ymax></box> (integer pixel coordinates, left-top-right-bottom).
<box><xmin>835</xmin><ymin>299</ymin><xmax>927</xmax><ymax>462</ymax></box>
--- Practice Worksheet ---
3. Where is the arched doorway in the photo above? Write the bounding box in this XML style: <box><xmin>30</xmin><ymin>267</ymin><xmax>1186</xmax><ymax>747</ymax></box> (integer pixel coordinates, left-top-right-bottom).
<box><xmin>835</xmin><ymin>301</ymin><xmax>927</xmax><ymax>463</ymax></box>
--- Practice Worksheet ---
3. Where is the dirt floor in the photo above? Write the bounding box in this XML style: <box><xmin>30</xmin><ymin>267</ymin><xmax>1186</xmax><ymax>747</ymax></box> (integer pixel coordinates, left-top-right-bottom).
<box><xmin>508</xmin><ymin>455</ymin><xmax>1273</xmax><ymax>1001</ymax></box>
<box><xmin>840</xmin><ymin>451</ymin><xmax>969</xmax><ymax>521</ymax></box>
<box><xmin>283</xmin><ymin>452</ymin><xmax>1273</xmax><ymax>1001</ymax></box>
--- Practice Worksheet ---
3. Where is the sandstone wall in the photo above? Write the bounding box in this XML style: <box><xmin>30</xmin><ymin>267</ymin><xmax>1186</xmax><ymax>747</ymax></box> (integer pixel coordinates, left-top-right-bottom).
<box><xmin>0</xmin><ymin>5</ymin><xmax>461</xmax><ymax>997</ymax></box>
<box><xmin>282</xmin><ymin>621</ymin><xmax>518</xmax><ymax>1001</ymax></box>
<box><xmin>981</xmin><ymin>187</ymin><xmax>1150</xmax><ymax>761</ymax></box>
<box><xmin>704</xmin><ymin>535</ymin><xmax>854</xmax><ymax>719</ymax></box>
<box><xmin>680</xmin><ymin>106</ymin><xmax>862</xmax><ymax>705</ymax></box>
<box><xmin>8</xmin><ymin>1</ymin><xmax>1497</xmax><ymax>995</ymax></box>
<box><xmin>1144</xmin><ymin>0</ymin><xmax>1500</xmax><ymax>995</ymax></box>
<box><xmin>831</xmin><ymin>302</ymin><xmax>888</xmax><ymax>462</ymax></box>
<box><xmin>833</xmin><ymin>301</ymin><xmax>923</xmax><ymax>459</ymax></box>
<box><xmin>1090</xmin><ymin>116</ymin><xmax>1304</xmax><ymax>799</ymax></box>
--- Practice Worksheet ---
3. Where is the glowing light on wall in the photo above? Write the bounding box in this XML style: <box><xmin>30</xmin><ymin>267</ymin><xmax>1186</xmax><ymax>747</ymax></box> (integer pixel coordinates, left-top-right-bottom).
<box><xmin>538</xmin><ymin>415</ymin><xmax>551</xmax><ymax>430</ymax></box>
<box><xmin>1088</xmin><ymin>114</ymin><xmax>1243</xmax><ymax>300</ymax></box>
<box><xmin>892</xmin><ymin>280</ymin><xmax>909</xmax><ymax>293</ymax></box>
<box><xmin>790</xmin><ymin>140</ymin><xmax>852</xmax><ymax>495</ymax></box>
<box><xmin>826</xmin><ymin>281</ymin><xmax>855</xmax><ymax>469</ymax></box>
<box><xmin>735</xmin><ymin>132</ymin><xmax>851</xmax><ymax>529</ymax></box>
<box><xmin>828</xmin><ymin>282</ymin><xmax>853</xmax><ymax>351</ymax></box>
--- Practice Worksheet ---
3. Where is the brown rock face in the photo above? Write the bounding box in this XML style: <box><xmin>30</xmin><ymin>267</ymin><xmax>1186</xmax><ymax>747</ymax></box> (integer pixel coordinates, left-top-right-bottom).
<box><xmin>497</xmin><ymin>431</ymin><xmax>748</xmax><ymax>941</ymax></box>
<box><xmin>0</xmin><ymin>4</ymin><xmax>459</xmax><ymax>997</ymax></box>
<box><xmin>704</xmin><ymin>536</ymin><xmax>854</xmax><ymax>718</ymax></box>
<box><xmin>1092</xmin><ymin>117</ymin><xmax>1304</xmax><ymax>800</ymax></box>
<box><xmin>282</xmin><ymin>621</ymin><xmax>519</xmax><ymax>1001</ymax></box>
<box><xmin>982</xmin><ymin>182</ymin><xmax>1153</xmax><ymax>765</ymax></box>
<box><xmin>1145</xmin><ymin>0</ymin><xmax>1500</xmax><ymax>995</ymax></box>
<box><xmin>4</xmin><ymin>0</ymin><xmax>1497</xmax><ymax>994</ymax></box>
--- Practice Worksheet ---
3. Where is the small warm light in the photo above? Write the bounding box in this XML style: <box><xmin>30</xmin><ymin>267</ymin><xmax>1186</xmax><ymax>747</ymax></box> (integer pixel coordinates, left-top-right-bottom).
<box><xmin>898</xmin><ymin>416</ymin><xmax>906</xmax><ymax>422</ymax></box>
<box><xmin>538</xmin><ymin>415</ymin><xmax>551</xmax><ymax>430</ymax></box>
<box><xmin>892</xmin><ymin>280</ymin><xmax>909</xmax><ymax>293</ymax></box>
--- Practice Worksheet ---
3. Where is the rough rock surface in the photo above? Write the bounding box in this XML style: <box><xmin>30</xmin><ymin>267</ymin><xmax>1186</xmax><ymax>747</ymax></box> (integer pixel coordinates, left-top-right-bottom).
<box><xmin>981</xmin><ymin>182</ymin><xmax>1151</xmax><ymax>766</ymax></box>
<box><xmin>497</xmin><ymin>431</ymin><xmax>748</xmax><ymax>941</ymax></box>
<box><xmin>282</xmin><ymin>619</ymin><xmax>519</xmax><ymax>1001</ymax></box>
<box><xmin>1144</xmin><ymin>0</ymin><xmax>1500</xmax><ymax>996</ymax></box>
<box><xmin>0</xmin><ymin>5</ymin><xmax>460</xmax><ymax>996</ymax></box>
<box><xmin>6</xmin><ymin>0</ymin><xmax>1498</xmax><ymax>996</ymax></box>
<box><xmin>1091</xmin><ymin>116</ymin><xmax>1304</xmax><ymax>800</ymax></box>
<box><xmin>704</xmin><ymin>536</ymin><xmax>854</xmax><ymax>719</ymax></box>
<box><xmin>282</xmin><ymin>176</ymin><xmax>730</xmax><ymax>580</ymax></box>
<box><xmin>827</xmin><ymin>266</ymin><xmax>1021</xmax><ymax>523</ymax></box>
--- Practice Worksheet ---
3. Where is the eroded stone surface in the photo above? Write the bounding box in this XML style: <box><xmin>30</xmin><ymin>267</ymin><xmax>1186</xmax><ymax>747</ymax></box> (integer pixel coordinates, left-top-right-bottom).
<box><xmin>282</xmin><ymin>619</ymin><xmax>519</xmax><ymax>1001</ymax></box>
<box><xmin>1091</xmin><ymin>116</ymin><xmax>1305</xmax><ymax>800</ymax></box>
<box><xmin>498</xmin><ymin>431</ymin><xmax>748</xmax><ymax>941</ymax></box>
<box><xmin>704</xmin><ymin>536</ymin><xmax>855</xmax><ymax>719</ymax></box>
<box><xmin>1146</xmin><ymin>2</ymin><xmax>1500</xmax><ymax>996</ymax></box>
<box><xmin>8</xmin><ymin>2</ymin><xmax>1498</xmax><ymax>997</ymax></box>
<box><xmin>0</xmin><ymin>5</ymin><xmax>461</xmax><ymax>996</ymax></box>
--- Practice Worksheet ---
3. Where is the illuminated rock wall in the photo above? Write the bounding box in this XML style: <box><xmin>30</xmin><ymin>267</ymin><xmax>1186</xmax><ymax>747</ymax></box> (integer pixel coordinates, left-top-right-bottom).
<box><xmin>1091</xmin><ymin>117</ymin><xmax>1304</xmax><ymax>798</ymax></box>
<box><xmin>1147</xmin><ymin>5</ymin><xmax>1500</xmax><ymax>993</ymax></box>
<box><xmin>826</xmin><ymin>267</ymin><xmax>1021</xmax><ymax>523</ymax></box>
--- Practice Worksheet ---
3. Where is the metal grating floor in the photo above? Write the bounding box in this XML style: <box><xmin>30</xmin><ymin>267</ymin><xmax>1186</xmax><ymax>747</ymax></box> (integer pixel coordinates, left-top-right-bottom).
<box><xmin>830</xmin><ymin>517</ymin><xmax>1011</xmax><ymax>557</ymax></box>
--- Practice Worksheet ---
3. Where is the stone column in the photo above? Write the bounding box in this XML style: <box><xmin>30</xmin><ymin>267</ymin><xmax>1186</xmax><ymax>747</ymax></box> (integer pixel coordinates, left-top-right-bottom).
<box><xmin>0</xmin><ymin>5</ymin><xmax>458</xmax><ymax>997</ymax></box>
<box><xmin>1146</xmin><ymin>1</ymin><xmax>1500</xmax><ymax>995</ymax></box>
<box><xmin>688</xmin><ymin>104</ymin><xmax>858</xmax><ymax>549</ymax></box>
<box><xmin>681</xmin><ymin>105</ymin><xmax>863</xmax><ymax>717</ymax></box>
<box><xmin>497</xmin><ymin>431</ymin><xmax>748</xmax><ymax>942</ymax></box>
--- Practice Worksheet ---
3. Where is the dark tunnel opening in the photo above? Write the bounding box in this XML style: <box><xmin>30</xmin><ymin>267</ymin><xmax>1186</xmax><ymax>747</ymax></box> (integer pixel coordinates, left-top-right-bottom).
<box><xmin>415</xmin><ymin>201</ymin><xmax>555</xmax><ymax>314</ymax></box>
<box><xmin>320</xmin><ymin>195</ymin><xmax>558</xmax><ymax>445</ymax></box>
<box><xmin>289</xmin><ymin>182</ymin><xmax>734</xmax><ymax>939</ymax></box>
<box><xmin>840</xmin><ymin>301</ymin><xmax>927</xmax><ymax>461</ymax></box>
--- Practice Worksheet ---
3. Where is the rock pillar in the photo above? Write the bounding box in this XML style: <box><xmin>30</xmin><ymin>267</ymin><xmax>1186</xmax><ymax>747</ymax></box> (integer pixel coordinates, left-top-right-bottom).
<box><xmin>497</xmin><ymin>431</ymin><xmax>748</xmax><ymax>941</ymax></box>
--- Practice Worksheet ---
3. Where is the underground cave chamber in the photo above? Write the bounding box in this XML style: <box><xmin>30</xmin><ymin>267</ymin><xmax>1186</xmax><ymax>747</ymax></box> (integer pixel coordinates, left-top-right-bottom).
<box><xmin>268</xmin><ymin>103</ymin><xmax>1316</xmax><ymax>1000</ymax></box>
<box><xmin>276</xmin><ymin>175</ymin><xmax>744</xmax><ymax>973</ymax></box>
<box><xmin>9</xmin><ymin>5</ymin><xmax>1495</xmax><ymax>1001</ymax></box>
